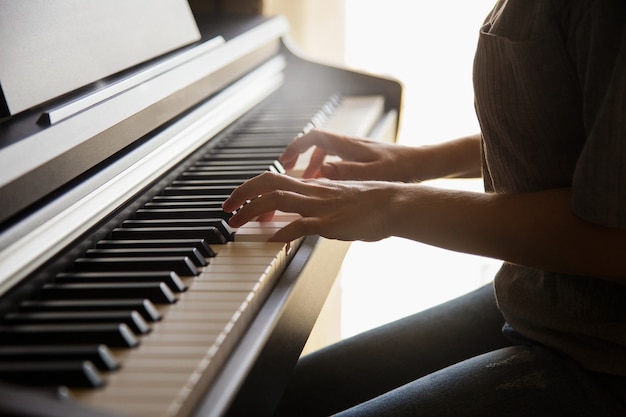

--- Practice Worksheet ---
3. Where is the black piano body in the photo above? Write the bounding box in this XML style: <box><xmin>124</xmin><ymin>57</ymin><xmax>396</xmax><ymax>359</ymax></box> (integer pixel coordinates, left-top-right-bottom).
<box><xmin>0</xmin><ymin>3</ymin><xmax>402</xmax><ymax>417</ymax></box>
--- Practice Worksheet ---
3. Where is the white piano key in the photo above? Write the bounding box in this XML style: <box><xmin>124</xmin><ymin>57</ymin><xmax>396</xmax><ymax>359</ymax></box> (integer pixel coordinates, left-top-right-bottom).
<box><xmin>71</xmin><ymin>238</ymin><xmax>292</xmax><ymax>417</ymax></box>
<box><xmin>65</xmin><ymin>93</ymin><xmax>385</xmax><ymax>417</ymax></box>
<box><xmin>287</xmin><ymin>95</ymin><xmax>385</xmax><ymax>177</ymax></box>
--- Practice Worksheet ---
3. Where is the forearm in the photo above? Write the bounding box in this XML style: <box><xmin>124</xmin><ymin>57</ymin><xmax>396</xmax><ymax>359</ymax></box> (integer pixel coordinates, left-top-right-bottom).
<box><xmin>407</xmin><ymin>133</ymin><xmax>483</xmax><ymax>181</ymax></box>
<box><xmin>389</xmin><ymin>185</ymin><xmax>626</xmax><ymax>280</ymax></box>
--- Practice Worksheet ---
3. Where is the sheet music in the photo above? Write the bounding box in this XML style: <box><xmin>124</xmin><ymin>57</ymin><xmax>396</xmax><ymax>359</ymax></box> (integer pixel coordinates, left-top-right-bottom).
<box><xmin>0</xmin><ymin>0</ymin><xmax>201</xmax><ymax>116</ymax></box>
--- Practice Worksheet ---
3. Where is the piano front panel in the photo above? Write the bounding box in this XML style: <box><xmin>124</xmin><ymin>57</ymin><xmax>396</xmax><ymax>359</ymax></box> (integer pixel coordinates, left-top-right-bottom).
<box><xmin>0</xmin><ymin>90</ymin><xmax>391</xmax><ymax>417</ymax></box>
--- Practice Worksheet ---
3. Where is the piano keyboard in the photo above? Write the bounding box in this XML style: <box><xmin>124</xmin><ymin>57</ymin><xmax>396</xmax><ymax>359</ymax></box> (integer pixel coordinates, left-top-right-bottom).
<box><xmin>0</xmin><ymin>92</ymin><xmax>386</xmax><ymax>417</ymax></box>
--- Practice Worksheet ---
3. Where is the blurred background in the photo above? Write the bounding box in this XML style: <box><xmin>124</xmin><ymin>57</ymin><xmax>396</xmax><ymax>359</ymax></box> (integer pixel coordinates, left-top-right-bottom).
<box><xmin>263</xmin><ymin>0</ymin><xmax>501</xmax><ymax>347</ymax></box>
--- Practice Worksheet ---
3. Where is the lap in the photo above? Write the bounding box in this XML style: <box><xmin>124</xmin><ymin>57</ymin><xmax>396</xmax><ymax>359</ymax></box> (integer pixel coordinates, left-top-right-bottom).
<box><xmin>274</xmin><ymin>283</ymin><xmax>626</xmax><ymax>417</ymax></box>
<box><xmin>334</xmin><ymin>344</ymin><xmax>626</xmax><ymax>417</ymax></box>
<box><xmin>274</xmin><ymin>283</ymin><xmax>510</xmax><ymax>416</ymax></box>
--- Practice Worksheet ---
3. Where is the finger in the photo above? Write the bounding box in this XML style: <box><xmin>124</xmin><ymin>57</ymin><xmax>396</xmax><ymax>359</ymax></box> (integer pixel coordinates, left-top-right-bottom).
<box><xmin>256</xmin><ymin>210</ymin><xmax>277</xmax><ymax>222</ymax></box>
<box><xmin>302</xmin><ymin>147</ymin><xmax>327</xmax><ymax>178</ymax></box>
<box><xmin>222</xmin><ymin>172</ymin><xmax>295</xmax><ymax>212</ymax></box>
<box><xmin>279</xmin><ymin>129</ymin><xmax>342</xmax><ymax>168</ymax></box>
<box><xmin>268</xmin><ymin>217</ymin><xmax>319</xmax><ymax>243</ymax></box>
<box><xmin>279</xmin><ymin>132</ymin><xmax>320</xmax><ymax>169</ymax></box>
<box><xmin>227</xmin><ymin>190</ymin><xmax>313</xmax><ymax>228</ymax></box>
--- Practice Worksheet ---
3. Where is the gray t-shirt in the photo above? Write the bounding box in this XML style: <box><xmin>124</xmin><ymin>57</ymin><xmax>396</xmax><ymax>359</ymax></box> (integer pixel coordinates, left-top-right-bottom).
<box><xmin>474</xmin><ymin>0</ymin><xmax>626</xmax><ymax>374</ymax></box>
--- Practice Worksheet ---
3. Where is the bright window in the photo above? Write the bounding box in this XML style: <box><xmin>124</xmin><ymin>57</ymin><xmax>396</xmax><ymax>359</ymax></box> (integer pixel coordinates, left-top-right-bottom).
<box><xmin>340</xmin><ymin>0</ymin><xmax>500</xmax><ymax>338</ymax></box>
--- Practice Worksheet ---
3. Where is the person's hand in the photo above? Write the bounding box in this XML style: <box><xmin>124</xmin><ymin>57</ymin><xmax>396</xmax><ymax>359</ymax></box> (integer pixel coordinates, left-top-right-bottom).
<box><xmin>280</xmin><ymin>128</ymin><xmax>417</xmax><ymax>181</ymax></box>
<box><xmin>222</xmin><ymin>171</ymin><xmax>404</xmax><ymax>242</ymax></box>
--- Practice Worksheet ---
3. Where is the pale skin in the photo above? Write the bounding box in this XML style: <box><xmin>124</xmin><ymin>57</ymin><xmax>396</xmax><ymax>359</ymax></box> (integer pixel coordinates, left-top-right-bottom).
<box><xmin>222</xmin><ymin>128</ymin><xmax>626</xmax><ymax>280</ymax></box>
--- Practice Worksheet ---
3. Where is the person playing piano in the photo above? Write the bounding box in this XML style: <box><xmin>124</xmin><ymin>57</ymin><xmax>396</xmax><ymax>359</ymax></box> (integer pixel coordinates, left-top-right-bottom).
<box><xmin>222</xmin><ymin>0</ymin><xmax>626</xmax><ymax>415</ymax></box>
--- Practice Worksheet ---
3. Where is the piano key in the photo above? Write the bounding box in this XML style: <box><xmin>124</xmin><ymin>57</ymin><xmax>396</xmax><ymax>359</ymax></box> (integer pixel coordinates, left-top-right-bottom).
<box><xmin>192</xmin><ymin>159</ymin><xmax>278</xmax><ymax>167</ymax></box>
<box><xmin>179</xmin><ymin>170</ymin><xmax>260</xmax><ymax>180</ymax></box>
<box><xmin>214</xmin><ymin>141</ymin><xmax>288</xmax><ymax>149</ymax></box>
<box><xmin>143</xmin><ymin>202</ymin><xmax>228</xmax><ymax>214</ymax></box>
<box><xmin>161</xmin><ymin>185</ymin><xmax>238</xmax><ymax>195</ymax></box>
<box><xmin>135</xmin><ymin>207</ymin><xmax>231</xmax><ymax>221</ymax></box>
<box><xmin>84</xmin><ymin>247</ymin><xmax>207</xmax><ymax>267</ymax></box>
<box><xmin>231</xmin><ymin>221</ymin><xmax>292</xmax><ymax>242</ymax></box>
<box><xmin>0</xmin><ymin>91</ymin><xmax>365</xmax><ymax>416</ymax></box>
<box><xmin>170</xmin><ymin>179</ymin><xmax>245</xmax><ymax>187</ymax></box>
<box><xmin>73</xmin><ymin>256</ymin><xmax>198</xmax><ymax>277</ymax></box>
<box><xmin>227</xmin><ymin>126</ymin><xmax>302</xmax><ymax>135</ymax></box>
<box><xmin>122</xmin><ymin>219</ymin><xmax>234</xmax><ymax>242</ymax></box>
<box><xmin>0</xmin><ymin>323</ymin><xmax>139</xmax><ymax>348</ymax></box>
<box><xmin>189</xmin><ymin>162</ymin><xmax>276</xmax><ymax>170</ymax></box>
<box><xmin>200</xmin><ymin>153</ymin><xmax>280</xmax><ymax>161</ymax></box>
<box><xmin>70</xmin><ymin>239</ymin><xmax>294</xmax><ymax>415</ymax></box>
<box><xmin>3</xmin><ymin>310</ymin><xmax>151</xmax><ymax>335</ymax></box>
<box><xmin>151</xmin><ymin>194</ymin><xmax>231</xmax><ymax>203</ymax></box>
<box><xmin>143</xmin><ymin>201</ymin><xmax>224</xmax><ymax>209</ymax></box>
<box><xmin>111</xmin><ymin>226</ymin><xmax>227</xmax><ymax>244</ymax></box>
<box><xmin>39</xmin><ymin>282</ymin><xmax>177</xmax><ymax>304</ymax></box>
<box><xmin>0</xmin><ymin>361</ymin><xmax>104</xmax><ymax>388</ymax></box>
<box><xmin>19</xmin><ymin>299</ymin><xmax>162</xmax><ymax>322</ymax></box>
<box><xmin>55</xmin><ymin>271</ymin><xmax>187</xmax><ymax>293</ymax></box>
<box><xmin>96</xmin><ymin>239</ymin><xmax>216</xmax><ymax>258</ymax></box>
<box><xmin>0</xmin><ymin>345</ymin><xmax>119</xmax><ymax>371</ymax></box>
<box><xmin>209</xmin><ymin>146</ymin><xmax>286</xmax><ymax>154</ymax></box>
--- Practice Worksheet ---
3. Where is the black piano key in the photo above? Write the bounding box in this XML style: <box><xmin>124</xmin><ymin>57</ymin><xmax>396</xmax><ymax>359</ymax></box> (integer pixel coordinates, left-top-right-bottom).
<box><xmin>144</xmin><ymin>201</ymin><xmax>224</xmax><ymax>209</ymax></box>
<box><xmin>39</xmin><ymin>282</ymin><xmax>177</xmax><ymax>305</ymax></box>
<box><xmin>239</xmin><ymin>118</ymin><xmax>313</xmax><ymax>127</ymax></box>
<box><xmin>122</xmin><ymin>219</ymin><xmax>234</xmax><ymax>241</ymax></box>
<box><xmin>189</xmin><ymin>163</ymin><xmax>273</xmax><ymax>170</ymax></box>
<box><xmin>135</xmin><ymin>207</ymin><xmax>231</xmax><ymax>221</ymax></box>
<box><xmin>0</xmin><ymin>361</ymin><xmax>104</xmax><ymax>388</ymax></box>
<box><xmin>56</xmin><ymin>271</ymin><xmax>187</xmax><ymax>293</ymax></box>
<box><xmin>146</xmin><ymin>200</ymin><xmax>224</xmax><ymax>207</ymax></box>
<box><xmin>162</xmin><ymin>185</ymin><xmax>238</xmax><ymax>195</ymax></box>
<box><xmin>170</xmin><ymin>179</ymin><xmax>245</xmax><ymax>186</ymax></box>
<box><xmin>0</xmin><ymin>345</ymin><xmax>119</xmax><ymax>371</ymax></box>
<box><xmin>151</xmin><ymin>194</ymin><xmax>231</xmax><ymax>204</ymax></box>
<box><xmin>269</xmin><ymin>160</ymin><xmax>286</xmax><ymax>174</ymax></box>
<box><xmin>96</xmin><ymin>239</ymin><xmax>216</xmax><ymax>258</ymax></box>
<box><xmin>73</xmin><ymin>256</ymin><xmax>199</xmax><ymax>276</ymax></box>
<box><xmin>219</xmin><ymin>136</ymin><xmax>293</xmax><ymax>147</ymax></box>
<box><xmin>111</xmin><ymin>226</ymin><xmax>227</xmax><ymax>244</ymax></box>
<box><xmin>84</xmin><ymin>247</ymin><xmax>207</xmax><ymax>267</ymax></box>
<box><xmin>0</xmin><ymin>323</ymin><xmax>139</xmax><ymax>348</ymax></box>
<box><xmin>187</xmin><ymin>160</ymin><xmax>284</xmax><ymax>174</ymax></box>
<box><xmin>200</xmin><ymin>152</ymin><xmax>281</xmax><ymax>160</ymax></box>
<box><xmin>209</xmin><ymin>147</ymin><xmax>286</xmax><ymax>154</ymax></box>
<box><xmin>19</xmin><ymin>299</ymin><xmax>161</xmax><ymax>322</ymax></box>
<box><xmin>179</xmin><ymin>170</ymin><xmax>260</xmax><ymax>180</ymax></box>
<box><xmin>188</xmin><ymin>160</ymin><xmax>276</xmax><ymax>172</ymax></box>
<box><xmin>230</xmin><ymin>127</ymin><xmax>302</xmax><ymax>135</ymax></box>
<box><xmin>3</xmin><ymin>310</ymin><xmax>151</xmax><ymax>335</ymax></box>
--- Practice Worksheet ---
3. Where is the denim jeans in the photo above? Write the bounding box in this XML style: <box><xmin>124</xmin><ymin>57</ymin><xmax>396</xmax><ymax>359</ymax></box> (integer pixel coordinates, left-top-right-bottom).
<box><xmin>273</xmin><ymin>283</ymin><xmax>626</xmax><ymax>416</ymax></box>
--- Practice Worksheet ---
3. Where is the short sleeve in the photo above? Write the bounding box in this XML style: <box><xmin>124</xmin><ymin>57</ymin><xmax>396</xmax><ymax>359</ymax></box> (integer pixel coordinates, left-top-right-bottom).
<box><xmin>571</xmin><ymin>0</ymin><xmax>626</xmax><ymax>228</ymax></box>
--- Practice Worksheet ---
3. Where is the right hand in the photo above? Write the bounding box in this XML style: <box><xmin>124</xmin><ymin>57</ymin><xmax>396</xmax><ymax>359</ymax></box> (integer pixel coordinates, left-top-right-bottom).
<box><xmin>279</xmin><ymin>128</ymin><xmax>418</xmax><ymax>181</ymax></box>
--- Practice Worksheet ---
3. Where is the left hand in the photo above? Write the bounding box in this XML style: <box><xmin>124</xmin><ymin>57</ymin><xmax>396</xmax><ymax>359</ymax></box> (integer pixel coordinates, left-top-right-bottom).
<box><xmin>222</xmin><ymin>171</ymin><xmax>401</xmax><ymax>242</ymax></box>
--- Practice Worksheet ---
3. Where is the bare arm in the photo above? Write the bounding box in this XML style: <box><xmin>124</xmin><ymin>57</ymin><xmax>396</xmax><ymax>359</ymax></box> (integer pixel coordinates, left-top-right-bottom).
<box><xmin>279</xmin><ymin>129</ymin><xmax>483</xmax><ymax>181</ymax></box>
<box><xmin>388</xmin><ymin>185</ymin><xmax>626</xmax><ymax>280</ymax></box>
<box><xmin>223</xmin><ymin>174</ymin><xmax>626</xmax><ymax>281</ymax></box>
<box><xmin>408</xmin><ymin>133</ymin><xmax>482</xmax><ymax>180</ymax></box>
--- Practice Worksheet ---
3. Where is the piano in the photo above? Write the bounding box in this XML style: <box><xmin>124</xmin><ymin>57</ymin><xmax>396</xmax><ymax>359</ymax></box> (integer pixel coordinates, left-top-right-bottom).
<box><xmin>0</xmin><ymin>2</ymin><xmax>402</xmax><ymax>416</ymax></box>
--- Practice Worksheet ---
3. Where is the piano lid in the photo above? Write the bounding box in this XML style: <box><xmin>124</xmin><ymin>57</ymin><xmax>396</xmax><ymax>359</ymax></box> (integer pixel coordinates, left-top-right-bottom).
<box><xmin>0</xmin><ymin>0</ymin><xmax>201</xmax><ymax>117</ymax></box>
